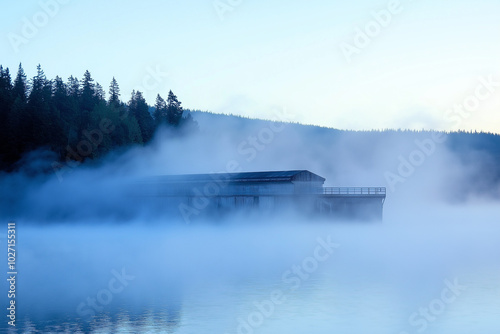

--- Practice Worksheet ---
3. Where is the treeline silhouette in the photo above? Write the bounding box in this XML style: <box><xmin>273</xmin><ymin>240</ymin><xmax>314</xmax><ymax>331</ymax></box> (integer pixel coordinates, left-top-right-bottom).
<box><xmin>0</xmin><ymin>64</ymin><xmax>197</xmax><ymax>171</ymax></box>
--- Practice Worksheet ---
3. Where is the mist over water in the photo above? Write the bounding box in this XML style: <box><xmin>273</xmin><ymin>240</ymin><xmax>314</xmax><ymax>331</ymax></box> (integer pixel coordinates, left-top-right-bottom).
<box><xmin>1</xmin><ymin>117</ymin><xmax>499</xmax><ymax>333</ymax></box>
<box><xmin>4</xmin><ymin>209</ymin><xmax>499</xmax><ymax>333</ymax></box>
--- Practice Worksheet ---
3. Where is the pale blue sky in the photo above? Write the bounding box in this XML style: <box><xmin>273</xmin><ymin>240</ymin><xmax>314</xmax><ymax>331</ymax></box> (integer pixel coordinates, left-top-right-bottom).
<box><xmin>2</xmin><ymin>0</ymin><xmax>499</xmax><ymax>132</ymax></box>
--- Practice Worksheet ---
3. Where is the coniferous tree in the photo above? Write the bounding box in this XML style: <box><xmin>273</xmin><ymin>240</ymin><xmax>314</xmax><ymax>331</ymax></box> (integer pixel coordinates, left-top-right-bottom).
<box><xmin>94</xmin><ymin>82</ymin><xmax>105</xmax><ymax>102</ymax></box>
<box><xmin>80</xmin><ymin>71</ymin><xmax>95</xmax><ymax>110</ymax></box>
<box><xmin>10</xmin><ymin>64</ymin><xmax>30</xmax><ymax>155</ymax></box>
<box><xmin>106</xmin><ymin>79</ymin><xmax>141</xmax><ymax>146</ymax></box>
<box><xmin>108</xmin><ymin>77</ymin><xmax>120</xmax><ymax>107</ymax></box>
<box><xmin>52</xmin><ymin>76</ymin><xmax>73</xmax><ymax>147</ymax></box>
<box><xmin>79</xmin><ymin>70</ymin><xmax>97</xmax><ymax>136</ymax></box>
<box><xmin>0</xmin><ymin>66</ymin><xmax>13</xmax><ymax>130</ymax></box>
<box><xmin>27</xmin><ymin>64</ymin><xmax>56</xmax><ymax>149</ymax></box>
<box><xmin>166</xmin><ymin>90</ymin><xmax>183</xmax><ymax>126</ymax></box>
<box><xmin>0</xmin><ymin>66</ymin><xmax>13</xmax><ymax>167</ymax></box>
<box><xmin>67</xmin><ymin>75</ymin><xmax>80</xmax><ymax>98</ymax></box>
<box><xmin>66</xmin><ymin>75</ymin><xmax>81</xmax><ymax>147</ymax></box>
<box><xmin>52</xmin><ymin>76</ymin><xmax>67</xmax><ymax>99</ymax></box>
<box><xmin>153</xmin><ymin>94</ymin><xmax>167</xmax><ymax>126</ymax></box>
<box><xmin>0</xmin><ymin>66</ymin><xmax>12</xmax><ymax>103</ymax></box>
<box><xmin>12</xmin><ymin>63</ymin><xmax>28</xmax><ymax>102</ymax></box>
<box><xmin>129</xmin><ymin>90</ymin><xmax>155</xmax><ymax>142</ymax></box>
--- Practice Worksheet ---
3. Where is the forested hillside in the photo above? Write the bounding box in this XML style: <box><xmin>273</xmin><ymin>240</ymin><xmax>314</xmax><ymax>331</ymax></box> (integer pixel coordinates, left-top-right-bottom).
<box><xmin>0</xmin><ymin>64</ymin><xmax>197</xmax><ymax>171</ymax></box>
<box><xmin>1</xmin><ymin>63</ymin><xmax>499</xmax><ymax>199</ymax></box>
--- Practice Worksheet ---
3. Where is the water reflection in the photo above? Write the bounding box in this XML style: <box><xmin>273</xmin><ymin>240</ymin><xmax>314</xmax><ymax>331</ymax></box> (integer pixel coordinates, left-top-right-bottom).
<box><xmin>5</xmin><ymin>307</ymin><xmax>182</xmax><ymax>333</ymax></box>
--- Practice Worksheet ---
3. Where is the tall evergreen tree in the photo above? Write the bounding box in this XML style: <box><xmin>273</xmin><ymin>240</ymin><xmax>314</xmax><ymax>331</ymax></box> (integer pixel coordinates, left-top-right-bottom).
<box><xmin>7</xmin><ymin>64</ymin><xmax>31</xmax><ymax>156</ymax></box>
<box><xmin>67</xmin><ymin>75</ymin><xmax>80</xmax><ymax>98</ymax></box>
<box><xmin>94</xmin><ymin>82</ymin><xmax>105</xmax><ymax>101</ymax></box>
<box><xmin>166</xmin><ymin>90</ymin><xmax>183</xmax><ymax>126</ymax></box>
<box><xmin>0</xmin><ymin>66</ymin><xmax>13</xmax><ymax>120</ymax></box>
<box><xmin>129</xmin><ymin>90</ymin><xmax>155</xmax><ymax>142</ymax></box>
<box><xmin>0</xmin><ymin>66</ymin><xmax>12</xmax><ymax>95</ymax></box>
<box><xmin>29</xmin><ymin>64</ymin><xmax>50</xmax><ymax>102</ymax></box>
<box><xmin>153</xmin><ymin>94</ymin><xmax>167</xmax><ymax>126</ymax></box>
<box><xmin>0</xmin><ymin>66</ymin><xmax>13</xmax><ymax>167</ymax></box>
<box><xmin>80</xmin><ymin>70</ymin><xmax>95</xmax><ymax>111</ymax></box>
<box><xmin>27</xmin><ymin>64</ymin><xmax>55</xmax><ymax>148</ymax></box>
<box><xmin>52</xmin><ymin>76</ymin><xmax>75</xmax><ymax>148</ymax></box>
<box><xmin>65</xmin><ymin>75</ymin><xmax>81</xmax><ymax>147</ymax></box>
<box><xmin>53</xmin><ymin>76</ymin><xmax>66</xmax><ymax>92</ymax></box>
<box><xmin>12</xmin><ymin>63</ymin><xmax>28</xmax><ymax>102</ymax></box>
<box><xmin>108</xmin><ymin>77</ymin><xmax>120</xmax><ymax>107</ymax></box>
<box><xmin>79</xmin><ymin>70</ymin><xmax>96</xmax><ymax>133</ymax></box>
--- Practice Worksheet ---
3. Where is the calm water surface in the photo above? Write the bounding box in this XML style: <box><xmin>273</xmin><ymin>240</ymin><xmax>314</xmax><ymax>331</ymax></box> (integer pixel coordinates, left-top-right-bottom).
<box><xmin>3</xmin><ymin>207</ymin><xmax>500</xmax><ymax>333</ymax></box>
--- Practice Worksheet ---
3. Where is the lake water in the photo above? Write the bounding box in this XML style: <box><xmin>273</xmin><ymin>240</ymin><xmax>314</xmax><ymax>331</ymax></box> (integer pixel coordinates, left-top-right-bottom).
<box><xmin>2</xmin><ymin>205</ymin><xmax>500</xmax><ymax>333</ymax></box>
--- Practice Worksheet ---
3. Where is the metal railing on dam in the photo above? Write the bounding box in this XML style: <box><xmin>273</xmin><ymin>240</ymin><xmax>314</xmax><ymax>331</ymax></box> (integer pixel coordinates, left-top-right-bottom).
<box><xmin>322</xmin><ymin>187</ymin><xmax>386</xmax><ymax>195</ymax></box>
